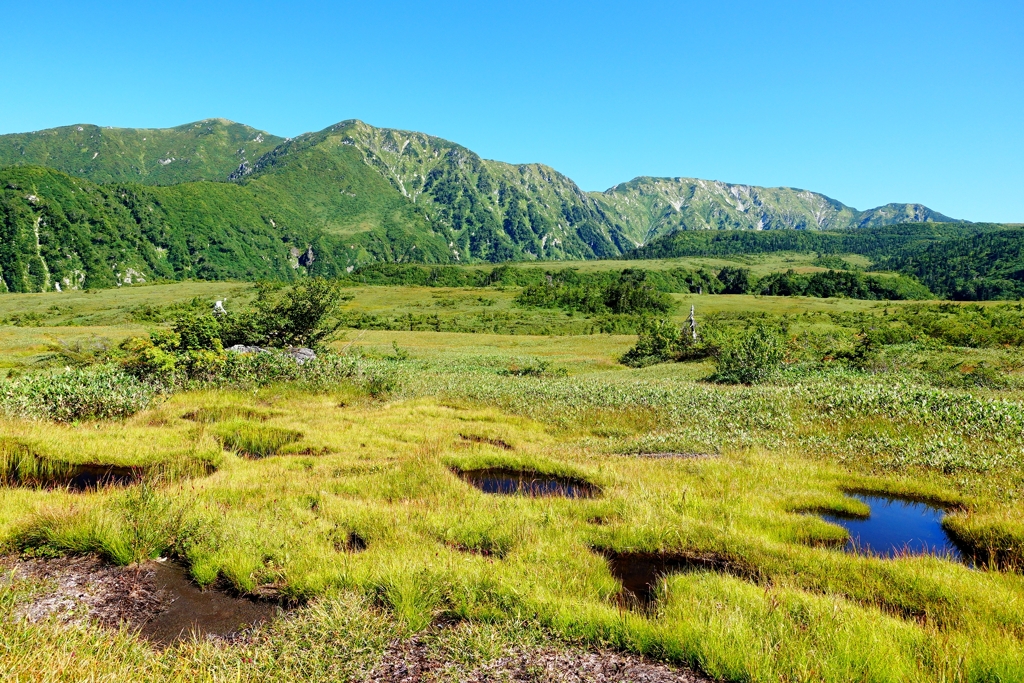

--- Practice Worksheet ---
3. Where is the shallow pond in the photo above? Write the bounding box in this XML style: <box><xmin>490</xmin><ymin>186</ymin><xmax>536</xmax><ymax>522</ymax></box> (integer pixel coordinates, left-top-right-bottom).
<box><xmin>141</xmin><ymin>561</ymin><xmax>280</xmax><ymax>645</ymax></box>
<box><xmin>601</xmin><ymin>551</ymin><xmax>739</xmax><ymax>605</ymax></box>
<box><xmin>455</xmin><ymin>467</ymin><xmax>598</xmax><ymax>498</ymax></box>
<box><xmin>820</xmin><ymin>494</ymin><xmax>963</xmax><ymax>561</ymax></box>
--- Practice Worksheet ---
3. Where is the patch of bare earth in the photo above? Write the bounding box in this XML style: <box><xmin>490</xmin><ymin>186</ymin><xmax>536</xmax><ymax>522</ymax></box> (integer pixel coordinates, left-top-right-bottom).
<box><xmin>2</xmin><ymin>555</ymin><xmax>161</xmax><ymax>628</ymax></box>
<box><xmin>368</xmin><ymin>629</ymin><xmax>710</xmax><ymax>683</ymax></box>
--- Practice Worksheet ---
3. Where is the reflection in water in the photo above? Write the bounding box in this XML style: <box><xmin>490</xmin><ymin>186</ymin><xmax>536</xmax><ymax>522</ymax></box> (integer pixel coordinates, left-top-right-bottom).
<box><xmin>455</xmin><ymin>468</ymin><xmax>598</xmax><ymax>498</ymax></box>
<box><xmin>820</xmin><ymin>494</ymin><xmax>963</xmax><ymax>561</ymax></box>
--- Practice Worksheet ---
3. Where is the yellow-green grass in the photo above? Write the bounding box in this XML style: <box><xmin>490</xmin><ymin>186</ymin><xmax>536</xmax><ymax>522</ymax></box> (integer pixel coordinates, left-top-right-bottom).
<box><xmin>2</xmin><ymin>370</ymin><xmax>1023</xmax><ymax>681</ymax></box>
<box><xmin>0</xmin><ymin>281</ymin><xmax>249</xmax><ymax>325</ymax></box>
<box><xmin>2</xmin><ymin>283</ymin><xmax>1024</xmax><ymax>679</ymax></box>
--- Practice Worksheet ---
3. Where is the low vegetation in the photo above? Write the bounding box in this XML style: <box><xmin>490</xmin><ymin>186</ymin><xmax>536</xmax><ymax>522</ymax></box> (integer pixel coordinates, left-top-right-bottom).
<box><xmin>1</xmin><ymin>276</ymin><xmax>1023</xmax><ymax>681</ymax></box>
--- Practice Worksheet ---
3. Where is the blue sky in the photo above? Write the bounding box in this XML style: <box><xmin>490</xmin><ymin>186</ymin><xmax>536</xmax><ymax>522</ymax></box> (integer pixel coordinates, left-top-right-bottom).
<box><xmin>1</xmin><ymin>0</ymin><xmax>1021</xmax><ymax>221</ymax></box>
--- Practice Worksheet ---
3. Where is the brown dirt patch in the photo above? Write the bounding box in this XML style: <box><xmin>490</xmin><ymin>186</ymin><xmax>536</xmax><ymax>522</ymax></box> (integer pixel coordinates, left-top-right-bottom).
<box><xmin>368</xmin><ymin>631</ymin><xmax>710</xmax><ymax>682</ymax></box>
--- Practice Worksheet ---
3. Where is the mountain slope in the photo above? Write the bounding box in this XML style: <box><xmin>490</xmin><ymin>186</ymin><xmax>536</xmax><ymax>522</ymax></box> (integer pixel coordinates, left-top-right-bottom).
<box><xmin>0</xmin><ymin>164</ymin><xmax>457</xmax><ymax>293</ymax></box>
<box><xmin>0</xmin><ymin>120</ymin><xmax>283</xmax><ymax>185</ymax></box>
<box><xmin>591</xmin><ymin>177</ymin><xmax>956</xmax><ymax>246</ymax></box>
<box><xmin>238</xmin><ymin>120</ymin><xmax>628</xmax><ymax>262</ymax></box>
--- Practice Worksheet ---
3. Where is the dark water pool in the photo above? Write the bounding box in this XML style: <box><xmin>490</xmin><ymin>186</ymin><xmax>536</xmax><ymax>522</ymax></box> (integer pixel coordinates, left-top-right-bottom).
<box><xmin>65</xmin><ymin>464</ymin><xmax>144</xmax><ymax>491</ymax></box>
<box><xmin>601</xmin><ymin>550</ymin><xmax>739</xmax><ymax>605</ymax></box>
<box><xmin>141</xmin><ymin>561</ymin><xmax>279</xmax><ymax>645</ymax></box>
<box><xmin>819</xmin><ymin>494</ymin><xmax>963</xmax><ymax>561</ymax></box>
<box><xmin>455</xmin><ymin>468</ymin><xmax>598</xmax><ymax>498</ymax></box>
<box><xmin>1</xmin><ymin>462</ymin><xmax>144</xmax><ymax>491</ymax></box>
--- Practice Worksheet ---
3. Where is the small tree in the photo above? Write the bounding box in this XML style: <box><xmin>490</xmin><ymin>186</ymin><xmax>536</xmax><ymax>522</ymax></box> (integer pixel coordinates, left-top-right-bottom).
<box><xmin>620</xmin><ymin>317</ymin><xmax>680</xmax><ymax>367</ymax></box>
<box><xmin>221</xmin><ymin>278</ymin><xmax>347</xmax><ymax>349</ymax></box>
<box><xmin>712</xmin><ymin>320</ymin><xmax>787</xmax><ymax>384</ymax></box>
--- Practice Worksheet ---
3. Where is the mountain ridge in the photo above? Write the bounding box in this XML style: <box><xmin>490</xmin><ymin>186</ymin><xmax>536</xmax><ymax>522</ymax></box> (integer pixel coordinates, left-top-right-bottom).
<box><xmin>0</xmin><ymin>118</ymin><xmax>968</xmax><ymax>293</ymax></box>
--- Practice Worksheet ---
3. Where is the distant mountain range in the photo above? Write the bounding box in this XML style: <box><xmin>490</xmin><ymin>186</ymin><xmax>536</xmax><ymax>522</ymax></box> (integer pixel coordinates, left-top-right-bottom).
<box><xmin>0</xmin><ymin>118</ymin><xmax>960</xmax><ymax>292</ymax></box>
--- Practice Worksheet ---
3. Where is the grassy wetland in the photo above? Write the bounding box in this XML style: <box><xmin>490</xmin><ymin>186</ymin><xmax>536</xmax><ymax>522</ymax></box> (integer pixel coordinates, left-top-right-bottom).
<box><xmin>1</xmin><ymin>267</ymin><xmax>1023</xmax><ymax>682</ymax></box>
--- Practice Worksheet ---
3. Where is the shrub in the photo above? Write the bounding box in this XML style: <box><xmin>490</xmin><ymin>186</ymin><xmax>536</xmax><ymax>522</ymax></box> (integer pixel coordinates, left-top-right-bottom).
<box><xmin>620</xmin><ymin>318</ymin><xmax>683</xmax><ymax>368</ymax></box>
<box><xmin>0</xmin><ymin>365</ymin><xmax>156</xmax><ymax>422</ymax></box>
<box><xmin>220</xmin><ymin>278</ymin><xmax>346</xmax><ymax>349</ymax></box>
<box><xmin>118</xmin><ymin>336</ymin><xmax>178</xmax><ymax>381</ymax></box>
<box><xmin>712</xmin><ymin>321</ymin><xmax>788</xmax><ymax>384</ymax></box>
<box><xmin>620</xmin><ymin>315</ymin><xmax>723</xmax><ymax>368</ymax></box>
<box><xmin>173</xmin><ymin>313</ymin><xmax>223</xmax><ymax>352</ymax></box>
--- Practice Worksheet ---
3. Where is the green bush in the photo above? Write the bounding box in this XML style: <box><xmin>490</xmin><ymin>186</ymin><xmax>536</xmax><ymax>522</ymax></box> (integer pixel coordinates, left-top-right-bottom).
<box><xmin>117</xmin><ymin>336</ymin><xmax>178</xmax><ymax>381</ymax></box>
<box><xmin>712</xmin><ymin>321</ymin><xmax>788</xmax><ymax>384</ymax></box>
<box><xmin>620</xmin><ymin>318</ymin><xmax>683</xmax><ymax>368</ymax></box>
<box><xmin>0</xmin><ymin>365</ymin><xmax>156</xmax><ymax>422</ymax></box>
<box><xmin>220</xmin><ymin>278</ymin><xmax>346</xmax><ymax>349</ymax></box>
<box><xmin>173</xmin><ymin>313</ymin><xmax>223</xmax><ymax>352</ymax></box>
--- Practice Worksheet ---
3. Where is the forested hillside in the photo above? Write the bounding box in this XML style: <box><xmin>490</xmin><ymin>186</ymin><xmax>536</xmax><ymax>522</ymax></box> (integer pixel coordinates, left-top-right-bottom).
<box><xmin>626</xmin><ymin>223</ymin><xmax>1024</xmax><ymax>300</ymax></box>
<box><xmin>0</xmin><ymin>165</ymin><xmax>455</xmax><ymax>293</ymax></box>
<box><xmin>875</xmin><ymin>229</ymin><xmax>1024</xmax><ymax>299</ymax></box>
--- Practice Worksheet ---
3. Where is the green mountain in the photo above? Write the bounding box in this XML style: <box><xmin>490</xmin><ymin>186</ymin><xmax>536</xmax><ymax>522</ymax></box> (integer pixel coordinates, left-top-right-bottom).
<box><xmin>0</xmin><ymin>118</ymin><xmax>968</xmax><ymax>293</ymax></box>
<box><xmin>591</xmin><ymin>177</ymin><xmax>955</xmax><ymax>246</ymax></box>
<box><xmin>0</xmin><ymin>119</ymin><xmax>283</xmax><ymax>185</ymax></box>
<box><xmin>235</xmin><ymin>120</ymin><xmax>628</xmax><ymax>261</ymax></box>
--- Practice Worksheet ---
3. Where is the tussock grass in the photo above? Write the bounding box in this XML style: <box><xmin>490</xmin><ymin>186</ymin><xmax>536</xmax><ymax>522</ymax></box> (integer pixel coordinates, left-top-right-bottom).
<box><xmin>215</xmin><ymin>421</ymin><xmax>304</xmax><ymax>459</ymax></box>
<box><xmin>2</xmin><ymin>387</ymin><xmax>1015</xmax><ymax>679</ymax></box>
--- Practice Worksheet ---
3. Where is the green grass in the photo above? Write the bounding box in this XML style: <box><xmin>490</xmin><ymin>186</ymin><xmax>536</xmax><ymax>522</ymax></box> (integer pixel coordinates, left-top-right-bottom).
<box><xmin>215</xmin><ymin>420</ymin><xmax>304</xmax><ymax>458</ymax></box>
<box><xmin>2</xmin><ymin>283</ymin><xmax>1024</xmax><ymax>681</ymax></box>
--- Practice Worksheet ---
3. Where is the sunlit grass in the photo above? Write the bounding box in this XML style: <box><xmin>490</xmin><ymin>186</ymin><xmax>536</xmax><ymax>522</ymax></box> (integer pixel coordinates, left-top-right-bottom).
<box><xmin>2</xmin><ymin>282</ymin><xmax>1024</xmax><ymax>680</ymax></box>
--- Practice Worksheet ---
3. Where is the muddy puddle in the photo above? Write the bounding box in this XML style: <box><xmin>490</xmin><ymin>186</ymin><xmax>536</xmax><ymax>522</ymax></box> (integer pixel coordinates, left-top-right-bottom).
<box><xmin>2</xmin><ymin>456</ymin><xmax>215</xmax><ymax>492</ymax></box>
<box><xmin>600</xmin><ymin>550</ymin><xmax>748</xmax><ymax>606</ymax></box>
<box><xmin>141</xmin><ymin>560</ymin><xmax>280</xmax><ymax>645</ymax></box>
<box><xmin>455</xmin><ymin>467</ymin><xmax>599</xmax><ymax>498</ymax></box>
<box><xmin>818</xmin><ymin>494</ymin><xmax>964</xmax><ymax>562</ymax></box>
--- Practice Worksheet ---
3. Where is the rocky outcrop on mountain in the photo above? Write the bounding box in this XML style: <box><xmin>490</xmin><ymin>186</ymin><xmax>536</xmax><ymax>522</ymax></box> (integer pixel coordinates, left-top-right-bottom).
<box><xmin>591</xmin><ymin>177</ymin><xmax>956</xmax><ymax>246</ymax></box>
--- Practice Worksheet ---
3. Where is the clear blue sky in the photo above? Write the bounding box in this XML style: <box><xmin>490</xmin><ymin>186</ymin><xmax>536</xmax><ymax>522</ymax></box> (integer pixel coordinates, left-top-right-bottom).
<box><xmin>1</xmin><ymin>0</ymin><xmax>1021</xmax><ymax>221</ymax></box>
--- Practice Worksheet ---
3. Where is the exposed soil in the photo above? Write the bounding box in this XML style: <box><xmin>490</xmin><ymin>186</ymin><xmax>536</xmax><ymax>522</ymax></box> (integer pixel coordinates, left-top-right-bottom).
<box><xmin>455</xmin><ymin>468</ymin><xmax>599</xmax><ymax>499</ymax></box>
<box><xmin>4</xmin><ymin>554</ymin><xmax>160</xmax><ymax>628</ymax></box>
<box><xmin>4</xmin><ymin>555</ymin><xmax>278</xmax><ymax>645</ymax></box>
<box><xmin>368</xmin><ymin>629</ymin><xmax>711</xmax><ymax>682</ymax></box>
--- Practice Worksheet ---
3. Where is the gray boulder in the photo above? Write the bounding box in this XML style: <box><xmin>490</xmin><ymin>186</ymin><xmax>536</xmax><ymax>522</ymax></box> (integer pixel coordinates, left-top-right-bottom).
<box><xmin>225</xmin><ymin>345</ymin><xmax>316</xmax><ymax>365</ymax></box>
